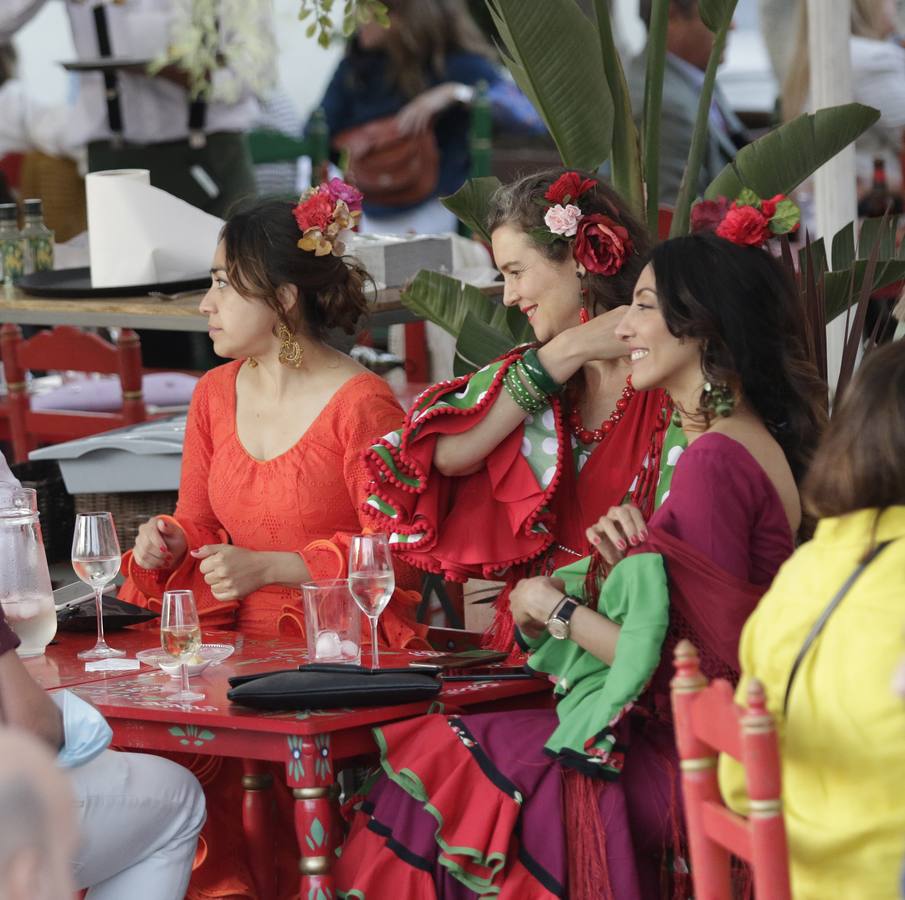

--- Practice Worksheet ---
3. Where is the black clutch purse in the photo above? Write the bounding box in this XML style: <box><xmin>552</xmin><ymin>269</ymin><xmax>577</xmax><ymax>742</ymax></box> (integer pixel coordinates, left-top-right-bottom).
<box><xmin>226</xmin><ymin>664</ymin><xmax>441</xmax><ymax>711</ymax></box>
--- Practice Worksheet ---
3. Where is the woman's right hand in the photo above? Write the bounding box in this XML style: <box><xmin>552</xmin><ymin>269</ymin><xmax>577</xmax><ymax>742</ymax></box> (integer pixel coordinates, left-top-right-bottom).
<box><xmin>585</xmin><ymin>504</ymin><xmax>648</xmax><ymax>565</ymax></box>
<box><xmin>132</xmin><ymin>517</ymin><xmax>188</xmax><ymax>570</ymax></box>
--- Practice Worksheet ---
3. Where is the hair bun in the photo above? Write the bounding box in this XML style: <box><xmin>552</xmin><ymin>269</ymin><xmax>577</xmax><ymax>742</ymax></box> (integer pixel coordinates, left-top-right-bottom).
<box><xmin>313</xmin><ymin>257</ymin><xmax>371</xmax><ymax>335</ymax></box>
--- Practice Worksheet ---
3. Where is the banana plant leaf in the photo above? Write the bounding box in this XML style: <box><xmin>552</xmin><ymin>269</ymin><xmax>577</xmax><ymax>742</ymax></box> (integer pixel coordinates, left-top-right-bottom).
<box><xmin>670</xmin><ymin>0</ymin><xmax>737</xmax><ymax>236</ymax></box>
<box><xmin>704</xmin><ymin>103</ymin><xmax>880</xmax><ymax>201</ymax></box>
<box><xmin>400</xmin><ymin>269</ymin><xmax>532</xmax><ymax>345</ymax></box>
<box><xmin>440</xmin><ymin>177</ymin><xmax>501</xmax><ymax>244</ymax></box>
<box><xmin>487</xmin><ymin>0</ymin><xmax>614</xmax><ymax>170</ymax></box>
<box><xmin>592</xmin><ymin>0</ymin><xmax>644</xmax><ymax>217</ymax></box>
<box><xmin>454</xmin><ymin>310</ymin><xmax>520</xmax><ymax>376</ymax></box>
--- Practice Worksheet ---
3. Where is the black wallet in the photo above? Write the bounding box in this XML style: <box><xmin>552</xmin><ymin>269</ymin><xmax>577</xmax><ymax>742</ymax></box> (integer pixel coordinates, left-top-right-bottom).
<box><xmin>226</xmin><ymin>664</ymin><xmax>441</xmax><ymax>711</ymax></box>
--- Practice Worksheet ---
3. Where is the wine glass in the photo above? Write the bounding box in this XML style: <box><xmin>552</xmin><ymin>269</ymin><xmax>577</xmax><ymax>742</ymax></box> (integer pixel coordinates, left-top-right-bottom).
<box><xmin>348</xmin><ymin>533</ymin><xmax>395</xmax><ymax>669</ymax></box>
<box><xmin>72</xmin><ymin>512</ymin><xmax>123</xmax><ymax>660</ymax></box>
<box><xmin>160</xmin><ymin>589</ymin><xmax>205</xmax><ymax>703</ymax></box>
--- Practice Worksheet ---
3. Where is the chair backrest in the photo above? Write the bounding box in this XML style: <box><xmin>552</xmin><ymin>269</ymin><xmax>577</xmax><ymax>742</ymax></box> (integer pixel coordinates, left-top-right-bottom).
<box><xmin>0</xmin><ymin>324</ymin><xmax>146</xmax><ymax>463</ymax></box>
<box><xmin>670</xmin><ymin>639</ymin><xmax>792</xmax><ymax>900</ymax></box>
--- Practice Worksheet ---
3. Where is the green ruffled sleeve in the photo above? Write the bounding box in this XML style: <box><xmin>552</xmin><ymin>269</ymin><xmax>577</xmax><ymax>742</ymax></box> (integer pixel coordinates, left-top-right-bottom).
<box><xmin>526</xmin><ymin>553</ymin><xmax>670</xmax><ymax>775</ymax></box>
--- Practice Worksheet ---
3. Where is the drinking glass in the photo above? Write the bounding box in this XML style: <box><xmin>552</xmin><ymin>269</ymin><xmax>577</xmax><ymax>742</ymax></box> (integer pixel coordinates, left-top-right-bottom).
<box><xmin>160</xmin><ymin>589</ymin><xmax>205</xmax><ymax>702</ymax></box>
<box><xmin>71</xmin><ymin>512</ymin><xmax>123</xmax><ymax>660</ymax></box>
<box><xmin>348</xmin><ymin>533</ymin><xmax>395</xmax><ymax>668</ymax></box>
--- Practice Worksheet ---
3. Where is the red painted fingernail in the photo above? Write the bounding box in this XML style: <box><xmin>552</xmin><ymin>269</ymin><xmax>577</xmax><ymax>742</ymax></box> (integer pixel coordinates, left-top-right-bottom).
<box><xmin>629</xmin><ymin>535</ymin><xmax>638</xmax><ymax>546</ymax></box>
<box><xmin>159</xmin><ymin>545</ymin><xmax>168</xmax><ymax>553</ymax></box>
<box><xmin>592</xmin><ymin>536</ymin><xmax>601</xmax><ymax>545</ymax></box>
<box><xmin>617</xmin><ymin>540</ymin><xmax>627</xmax><ymax>551</ymax></box>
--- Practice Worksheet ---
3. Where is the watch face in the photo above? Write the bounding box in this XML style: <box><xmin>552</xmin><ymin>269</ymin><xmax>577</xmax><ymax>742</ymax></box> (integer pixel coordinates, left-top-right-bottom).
<box><xmin>547</xmin><ymin>617</ymin><xmax>569</xmax><ymax>640</ymax></box>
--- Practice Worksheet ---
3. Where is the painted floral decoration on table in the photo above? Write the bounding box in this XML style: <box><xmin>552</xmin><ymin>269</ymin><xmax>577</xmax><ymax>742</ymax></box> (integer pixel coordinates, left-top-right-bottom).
<box><xmin>293</xmin><ymin>178</ymin><xmax>363</xmax><ymax>257</ymax></box>
<box><xmin>532</xmin><ymin>171</ymin><xmax>634</xmax><ymax>277</ymax></box>
<box><xmin>691</xmin><ymin>189</ymin><xmax>801</xmax><ymax>247</ymax></box>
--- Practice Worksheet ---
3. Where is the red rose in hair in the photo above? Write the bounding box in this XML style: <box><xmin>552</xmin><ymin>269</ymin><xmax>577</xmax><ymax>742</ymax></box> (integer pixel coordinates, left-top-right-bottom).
<box><xmin>715</xmin><ymin>205</ymin><xmax>770</xmax><ymax>246</ymax></box>
<box><xmin>293</xmin><ymin>188</ymin><xmax>333</xmax><ymax>233</ymax></box>
<box><xmin>691</xmin><ymin>197</ymin><xmax>730</xmax><ymax>233</ymax></box>
<box><xmin>545</xmin><ymin>172</ymin><xmax>597</xmax><ymax>205</ymax></box>
<box><xmin>573</xmin><ymin>214</ymin><xmax>633</xmax><ymax>276</ymax></box>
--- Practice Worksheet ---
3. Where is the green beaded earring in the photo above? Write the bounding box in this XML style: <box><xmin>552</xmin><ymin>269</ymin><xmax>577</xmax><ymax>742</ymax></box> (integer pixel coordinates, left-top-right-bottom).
<box><xmin>700</xmin><ymin>381</ymin><xmax>735</xmax><ymax>418</ymax></box>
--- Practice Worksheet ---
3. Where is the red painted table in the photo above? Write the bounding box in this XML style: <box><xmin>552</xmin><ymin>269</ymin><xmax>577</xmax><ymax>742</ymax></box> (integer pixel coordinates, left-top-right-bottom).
<box><xmin>33</xmin><ymin>630</ymin><xmax>552</xmax><ymax>899</ymax></box>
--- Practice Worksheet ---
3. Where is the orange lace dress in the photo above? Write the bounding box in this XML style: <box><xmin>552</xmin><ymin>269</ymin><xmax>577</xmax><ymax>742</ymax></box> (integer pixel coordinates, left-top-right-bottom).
<box><xmin>120</xmin><ymin>360</ymin><xmax>425</xmax><ymax>900</ymax></box>
<box><xmin>121</xmin><ymin>359</ymin><xmax>423</xmax><ymax>645</ymax></box>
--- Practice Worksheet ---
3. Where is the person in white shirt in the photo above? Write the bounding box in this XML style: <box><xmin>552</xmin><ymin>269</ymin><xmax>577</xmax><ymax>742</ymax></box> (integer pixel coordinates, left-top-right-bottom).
<box><xmin>781</xmin><ymin>0</ymin><xmax>905</xmax><ymax>192</ymax></box>
<box><xmin>1</xmin><ymin>0</ymin><xmax>274</xmax><ymax>218</ymax></box>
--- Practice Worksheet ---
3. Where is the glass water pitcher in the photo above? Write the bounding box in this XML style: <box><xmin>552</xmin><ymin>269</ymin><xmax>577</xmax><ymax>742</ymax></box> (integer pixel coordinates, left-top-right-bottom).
<box><xmin>0</xmin><ymin>487</ymin><xmax>57</xmax><ymax>656</ymax></box>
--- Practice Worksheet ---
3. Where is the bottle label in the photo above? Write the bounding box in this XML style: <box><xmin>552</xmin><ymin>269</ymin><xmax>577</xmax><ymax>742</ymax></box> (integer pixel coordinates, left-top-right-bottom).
<box><xmin>28</xmin><ymin>236</ymin><xmax>54</xmax><ymax>273</ymax></box>
<box><xmin>1</xmin><ymin>239</ymin><xmax>25</xmax><ymax>284</ymax></box>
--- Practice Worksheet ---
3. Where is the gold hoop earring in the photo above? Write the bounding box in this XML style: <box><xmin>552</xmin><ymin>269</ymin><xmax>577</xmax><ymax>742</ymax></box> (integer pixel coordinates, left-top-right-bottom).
<box><xmin>277</xmin><ymin>324</ymin><xmax>304</xmax><ymax>368</ymax></box>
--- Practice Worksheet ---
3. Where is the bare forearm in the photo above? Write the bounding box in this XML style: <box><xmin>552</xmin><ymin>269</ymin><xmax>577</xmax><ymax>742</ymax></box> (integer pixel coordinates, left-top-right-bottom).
<box><xmin>262</xmin><ymin>551</ymin><xmax>311</xmax><ymax>588</ymax></box>
<box><xmin>568</xmin><ymin>605</ymin><xmax>621</xmax><ymax>667</ymax></box>
<box><xmin>434</xmin><ymin>388</ymin><xmax>529</xmax><ymax>476</ymax></box>
<box><xmin>0</xmin><ymin>653</ymin><xmax>64</xmax><ymax>750</ymax></box>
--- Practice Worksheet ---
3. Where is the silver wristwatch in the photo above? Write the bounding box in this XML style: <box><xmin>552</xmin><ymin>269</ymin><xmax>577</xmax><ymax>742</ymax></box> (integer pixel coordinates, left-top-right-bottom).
<box><xmin>545</xmin><ymin>595</ymin><xmax>580</xmax><ymax>640</ymax></box>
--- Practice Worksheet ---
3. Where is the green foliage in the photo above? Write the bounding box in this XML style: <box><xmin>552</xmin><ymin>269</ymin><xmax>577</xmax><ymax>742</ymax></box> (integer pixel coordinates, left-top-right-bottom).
<box><xmin>298</xmin><ymin>0</ymin><xmax>388</xmax><ymax>47</ymax></box>
<box><xmin>487</xmin><ymin>0</ymin><xmax>614</xmax><ymax>170</ymax></box>
<box><xmin>440</xmin><ymin>178</ymin><xmax>501</xmax><ymax>244</ymax></box>
<box><xmin>705</xmin><ymin>104</ymin><xmax>880</xmax><ymax>201</ymax></box>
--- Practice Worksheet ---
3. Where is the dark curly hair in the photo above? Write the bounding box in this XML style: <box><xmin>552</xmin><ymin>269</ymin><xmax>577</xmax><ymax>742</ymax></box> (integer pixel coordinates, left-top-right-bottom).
<box><xmin>486</xmin><ymin>168</ymin><xmax>651</xmax><ymax>315</ymax></box>
<box><xmin>648</xmin><ymin>233</ymin><xmax>828</xmax><ymax>482</ymax></box>
<box><xmin>219</xmin><ymin>199</ymin><xmax>372</xmax><ymax>340</ymax></box>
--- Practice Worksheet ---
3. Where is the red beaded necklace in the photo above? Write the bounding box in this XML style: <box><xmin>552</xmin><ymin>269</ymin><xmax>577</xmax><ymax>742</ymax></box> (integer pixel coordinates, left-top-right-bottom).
<box><xmin>568</xmin><ymin>377</ymin><xmax>635</xmax><ymax>444</ymax></box>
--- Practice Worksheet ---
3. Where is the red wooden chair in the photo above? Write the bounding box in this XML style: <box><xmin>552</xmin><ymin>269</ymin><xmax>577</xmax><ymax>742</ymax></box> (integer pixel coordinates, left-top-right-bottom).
<box><xmin>670</xmin><ymin>639</ymin><xmax>792</xmax><ymax>900</ymax></box>
<box><xmin>0</xmin><ymin>324</ymin><xmax>147</xmax><ymax>463</ymax></box>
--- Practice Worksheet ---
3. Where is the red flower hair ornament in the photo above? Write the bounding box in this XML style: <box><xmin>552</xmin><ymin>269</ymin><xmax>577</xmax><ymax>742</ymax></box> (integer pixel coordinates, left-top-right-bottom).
<box><xmin>293</xmin><ymin>178</ymin><xmax>363</xmax><ymax>257</ymax></box>
<box><xmin>691</xmin><ymin>189</ymin><xmax>800</xmax><ymax>247</ymax></box>
<box><xmin>532</xmin><ymin>171</ymin><xmax>634</xmax><ymax>276</ymax></box>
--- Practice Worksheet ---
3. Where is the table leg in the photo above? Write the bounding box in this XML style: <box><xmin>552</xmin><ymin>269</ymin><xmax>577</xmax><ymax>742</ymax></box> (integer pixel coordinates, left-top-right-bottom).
<box><xmin>242</xmin><ymin>760</ymin><xmax>277</xmax><ymax>900</ymax></box>
<box><xmin>286</xmin><ymin>735</ymin><xmax>338</xmax><ymax>899</ymax></box>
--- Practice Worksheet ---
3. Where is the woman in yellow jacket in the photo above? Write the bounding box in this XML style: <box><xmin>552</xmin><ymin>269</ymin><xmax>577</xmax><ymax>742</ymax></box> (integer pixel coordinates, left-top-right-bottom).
<box><xmin>719</xmin><ymin>341</ymin><xmax>905</xmax><ymax>900</ymax></box>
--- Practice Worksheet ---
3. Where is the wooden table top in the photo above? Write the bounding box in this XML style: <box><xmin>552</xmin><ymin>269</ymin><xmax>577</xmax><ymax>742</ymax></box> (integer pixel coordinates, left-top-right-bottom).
<box><xmin>0</xmin><ymin>285</ymin><xmax>409</xmax><ymax>333</ymax></box>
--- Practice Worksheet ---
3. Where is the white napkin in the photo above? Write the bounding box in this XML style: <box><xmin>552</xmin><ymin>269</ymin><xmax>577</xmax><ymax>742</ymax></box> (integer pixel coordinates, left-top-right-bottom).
<box><xmin>84</xmin><ymin>658</ymin><xmax>141</xmax><ymax>672</ymax></box>
<box><xmin>85</xmin><ymin>168</ymin><xmax>223</xmax><ymax>288</ymax></box>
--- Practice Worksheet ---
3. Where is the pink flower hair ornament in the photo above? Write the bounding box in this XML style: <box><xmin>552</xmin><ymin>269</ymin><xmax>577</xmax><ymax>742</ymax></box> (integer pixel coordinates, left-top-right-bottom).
<box><xmin>292</xmin><ymin>178</ymin><xmax>364</xmax><ymax>257</ymax></box>
<box><xmin>691</xmin><ymin>189</ymin><xmax>800</xmax><ymax>247</ymax></box>
<box><xmin>530</xmin><ymin>171</ymin><xmax>634</xmax><ymax>277</ymax></box>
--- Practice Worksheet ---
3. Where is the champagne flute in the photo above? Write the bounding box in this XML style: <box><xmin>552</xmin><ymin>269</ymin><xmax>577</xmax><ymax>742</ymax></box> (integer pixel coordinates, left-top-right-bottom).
<box><xmin>160</xmin><ymin>589</ymin><xmax>205</xmax><ymax>702</ymax></box>
<box><xmin>348</xmin><ymin>533</ymin><xmax>395</xmax><ymax>669</ymax></box>
<box><xmin>72</xmin><ymin>512</ymin><xmax>124</xmax><ymax>660</ymax></box>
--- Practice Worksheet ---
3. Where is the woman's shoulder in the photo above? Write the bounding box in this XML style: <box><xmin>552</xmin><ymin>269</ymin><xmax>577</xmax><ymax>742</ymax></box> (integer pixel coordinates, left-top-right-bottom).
<box><xmin>851</xmin><ymin>35</ymin><xmax>905</xmax><ymax>73</ymax></box>
<box><xmin>322</xmin><ymin>371</ymin><xmax>402</xmax><ymax>421</ymax></box>
<box><xmin>443</xmin><ymin>51</ymin><xmax>501</xmax><ymax>83</ymax></box>
<box><xmin>191</xmin><ymin>360</ymin><xmax>241</xmax><ymax>409</ymax></box>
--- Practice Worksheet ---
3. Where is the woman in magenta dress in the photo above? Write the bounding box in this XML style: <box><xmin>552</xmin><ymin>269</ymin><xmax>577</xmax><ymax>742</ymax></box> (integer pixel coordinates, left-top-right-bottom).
<box><xmin>336</xmin><ymin>231</ymin><xmax>827</xmax><ymax>898</ymax></box>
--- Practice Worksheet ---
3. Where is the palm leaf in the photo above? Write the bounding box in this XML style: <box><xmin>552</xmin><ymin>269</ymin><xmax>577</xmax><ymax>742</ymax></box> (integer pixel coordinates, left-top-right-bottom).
<box><xmin>487</xmin><ymin>0</ymin><xmax>614</xmax><ymax>170</ymax></box>
<box><xmin>592</xmin><ymin>0</ymin><xmax>644</xmax><ymax>217</ymax></box>
<box><xmin>670</xmin><ymin>0</ymin><xmax>737</xmax><ymax>236</ymax></box>
<box><xmin>704</xmin><ymin>103</ymin><xmax>880</xmax><ymax>200</ymax></box>
<box><xmin>441</xmin><ymin>177</ymin><xmax>501</xmax><ymax>244</ymax></box>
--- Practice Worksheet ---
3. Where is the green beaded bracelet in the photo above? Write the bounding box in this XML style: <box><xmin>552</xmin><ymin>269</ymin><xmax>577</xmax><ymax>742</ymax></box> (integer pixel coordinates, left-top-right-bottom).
<box><xmin>521</xmin><ymin>349</ymin><xmax>563</xmax><ymax>395</ymax></box>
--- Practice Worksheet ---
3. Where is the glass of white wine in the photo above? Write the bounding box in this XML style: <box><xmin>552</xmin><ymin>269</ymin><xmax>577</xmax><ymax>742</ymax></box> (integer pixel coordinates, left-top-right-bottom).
<box><xmin>160</xmin><ymin>589</ymin><xmax>204</xmax><ymax>703</ymax></box>
<box><xmin>71</xmin><ymin>512</ymin><xmax>123</xmax><ymax>661</ymax></box>
<box><xmin>348</xmin><ymin>533</ymin><xmax>395</xmax><ymax>669</ymax></box>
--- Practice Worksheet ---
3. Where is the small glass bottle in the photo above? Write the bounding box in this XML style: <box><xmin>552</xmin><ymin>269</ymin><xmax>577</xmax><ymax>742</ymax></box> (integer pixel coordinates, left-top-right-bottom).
<box><xmin>0</xmin><ymin>203</ymin><xmax>24</xmax><ymax>287</ymax></box>
<box><xmin>21</xmin><ymin>198</ymin><xmax>54</xmax><ymax>274</ymax></box>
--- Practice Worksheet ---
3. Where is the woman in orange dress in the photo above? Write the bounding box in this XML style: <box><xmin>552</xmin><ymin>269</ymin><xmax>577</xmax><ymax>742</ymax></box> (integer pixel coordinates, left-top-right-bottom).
<box><xmin>121</xmin><ymin>183</ymin><xmax>424</xmax><ymax>899</ymax></box>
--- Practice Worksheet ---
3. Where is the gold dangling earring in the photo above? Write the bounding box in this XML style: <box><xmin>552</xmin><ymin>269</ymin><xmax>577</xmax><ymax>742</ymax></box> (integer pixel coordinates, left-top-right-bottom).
<box><xmin>246</xmin><ymin>356</ymin><xmax>258</xmax><ymax>368</ymax></box>
<box><xmin>277</xmin><ymin>323</ymin><xmax>304</xmax><ymax>368</ymax></box>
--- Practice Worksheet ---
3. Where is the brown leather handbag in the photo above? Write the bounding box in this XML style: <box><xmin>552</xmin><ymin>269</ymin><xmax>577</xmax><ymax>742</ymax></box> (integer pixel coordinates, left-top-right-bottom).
<box><xmin>333</xmin><ymin>115</ymin><xmax>439</xmax><ymax>208</ymax></box>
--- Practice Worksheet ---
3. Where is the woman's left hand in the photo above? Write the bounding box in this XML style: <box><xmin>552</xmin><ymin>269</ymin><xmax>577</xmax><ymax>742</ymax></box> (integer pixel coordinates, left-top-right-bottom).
<box><xmin>395</xmin><ymin>83</ymin><xmax>469</xmax><ymax>135</ymax></box>
<box><xmin>509</xmin><ymin>576</ymin><xmax>566</xmax><ymax>639</ymax></box>
<box><xmin>192</xmin><ymin>544</ymin><xmax>271</xmax><ymax>602</ymax></box>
